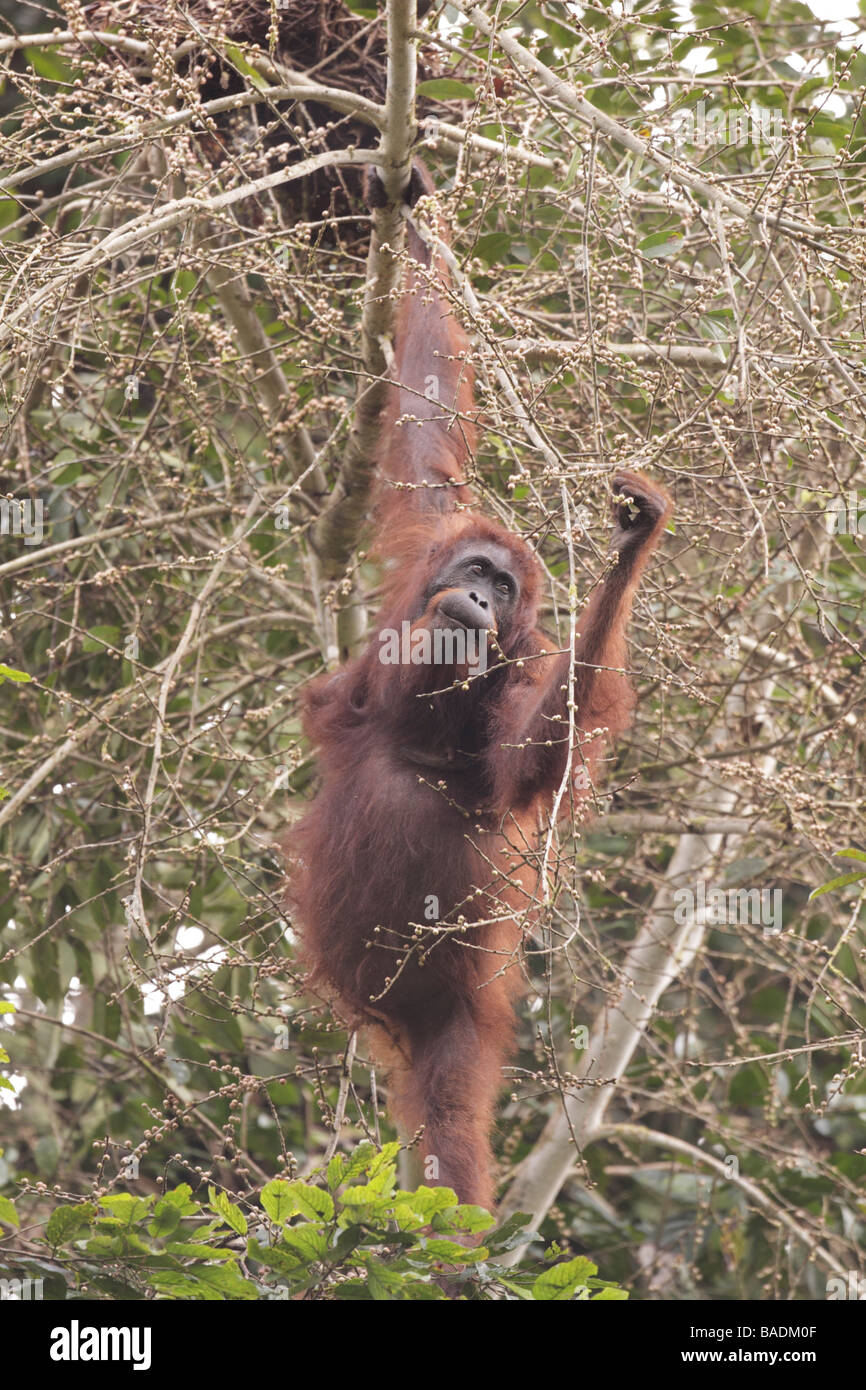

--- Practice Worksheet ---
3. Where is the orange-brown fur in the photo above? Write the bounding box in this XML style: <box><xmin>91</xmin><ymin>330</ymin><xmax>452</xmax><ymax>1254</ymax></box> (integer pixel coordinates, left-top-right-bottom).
<box><xmin>290</xmin><ymin>162</ymin><xmax>672</xmax><ymax>1208</ymax></box>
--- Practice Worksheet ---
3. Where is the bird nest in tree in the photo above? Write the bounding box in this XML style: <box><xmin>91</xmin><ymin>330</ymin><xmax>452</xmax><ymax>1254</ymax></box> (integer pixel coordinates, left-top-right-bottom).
<box><xmin>81</xmin><ymin>0</ymin><xmax>452</xmax><ymax>239</ymax></box>
<box><xmin>86</xmin><ymin>0</ymin><xmax>392</xmax><ymax>96</ymax></box>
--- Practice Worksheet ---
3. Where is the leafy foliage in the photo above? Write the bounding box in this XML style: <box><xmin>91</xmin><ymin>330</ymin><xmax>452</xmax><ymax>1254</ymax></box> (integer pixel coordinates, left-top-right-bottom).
<box><xmin>0</xmin><ymin>1143</ymin><xmax>625</xmax><ymax>1300</ymax></box>
<box><xmin>1</xmin><ymin>0</ymin><xmax>865</xmax><ymax>1303</ymax></box>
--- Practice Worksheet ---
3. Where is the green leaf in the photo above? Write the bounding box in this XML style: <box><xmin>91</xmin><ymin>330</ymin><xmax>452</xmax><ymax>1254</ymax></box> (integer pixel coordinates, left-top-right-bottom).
<box><xmin>475</xmin><ymin>232</ymin><xmax>513</xmax><ymax>266</ymax></box>
<box><xmin>209</xmin><ymin>1188</ymin><xmax>248</xmax><ymax>1236</ymax></box>
<box><xmin>327</xmin><ymin>1227</ymin><xmax>365</xmax><ymax>1263</ymax></box>
<box><xmin>400</xmin><ymin>1184</ymin><xmax>459</xmax><ymax>1220</ymax></box>
<box><xmin>286</xmin><ymin>1181</ymin><xmax>334</xmax><ymax>1222</ymax></box>
<box><xmin>533</xmin><ymin>1255</ymin><xmax>598</xmax><ymax>1301</ymax></box>
<box><xmin>730</xmin><ymin>1062</ymin><xmax>768</xmax><ymax>1105</ymax></box>
<box><xmin>368</xmin><ymin>1141</ymin><xmax>401</xmax><ymax>1175</ymax></box>
<box><xmin>46</xmin><ymin>1202</ymin><xmax>95</xmax><ymax>1244</ymax></box>
<box><xmin>486</xmin><ymin>1211</ymin><xmax>535</xmax><ymax>1252</ymax></box>
<box><xmin>496</xmin><ymin>1276</ymin><xmax>535</xmax><ymax>1299</ymax></box>
<box><xmin>149</xmin><ymin>1201</ymin><xmax>182</xmax><ymax>1239</ymax></box>
<box><xmin>224</xmin><ymin>43</ymin><xmax>270</xmax><ymax>92</ymax></box>
<box><xmin>639</xmin><ymin>231</ymin><xmax>684</xmax><ymax>260</ymax></box>
<box><xmin>159</xmin><ymin>1184</ymin><xmax>197</xmax><ymax>1214</ymax></box>
<box><xmin>419</xmin><ymin>1238</ymin><xmax>487</xmax><ymax>1263</ymax></box>
<box><xmin>365</xmin><ymin>1257</ymin><xmax>409</xmax><ymax>1300</ymax></box>
<box><xmin>279</xmin><ymin>1224</ymin><xmax>328</xmax><ymax>1262</ymax></box>
<box><xmin>341</xmin><ymin>1142</ymin><xmax>378</xmax><ymax>1181</ymax></box>
<box><xmin>151</xmin><ymin>1262</ymin><xmax>257</xmax><ymax>1300</ymax></box>
<box><xmin>809</xmin><ymin>870</ymin><xmax>866</xmax><ymax>900</ymax></box>
<box><xmin>51</xmin><ymin>461</ymin><xmax>83</xmax><ymax>485</ymax></box>
<box><xmin>340</xmin><ymin>1183</ymin><xmax>388</xmax><ymax>1208</ymax></box>
<box><xmin>326</xmin><ymin>1155</ymin><xmax>345</xmax><ymax>1189</ymax></box>
<box><xmin>163</xmin><ymin>1241</ymin><xmax>234</xmax><ymax>1260</ymax></box>
<box><xmin>0</xmin><ymin>664</ymin><xmax>31</xmax><ymax>683</ymax></box>
<box><xmin>332</xmin><ymin>1279</ymin><xmax>373</xmax><ymax>1300</ymax></box>
<box><xmin>448</xmin><ymin>1203</ymin><xmax>496</xmax><ymax>1234</ymax></box>
<box><xmin>261</xmin><ymin>1180</ymin><xmax>294</xmax><ymax>1225</ymax></box>
<box><xmin>81</xmin><ymin>625</ymin><xmax>120</xmax><ymax>654</ymax></box>
<box><xmin>261</xmin><ymin>1179</ymin><xmax>334</xmax><ymax>1225</ymax></box>
<box><xmin>0</xmin><ymin>1194</ymin><xmax>19</xmax><ymax>1228</ymax></box>
<box><xmin>417</xmin><ymin>79</ymin><xmax>475</xmax><ymax>99</ymax></box>
<box><xmin>98</xmin><ymin>1193</ymin><xmax>151</xmax><ymax>1225</ymax></box>
<box><xmin>24</xmin><ymin>46</ymin><xmax>71</xmax><ymax>83</ymax></box>
<box><xmin>193</xmin><ymin>1263</ymin><xmax>258</xmax><ymax>1299</ymax></box>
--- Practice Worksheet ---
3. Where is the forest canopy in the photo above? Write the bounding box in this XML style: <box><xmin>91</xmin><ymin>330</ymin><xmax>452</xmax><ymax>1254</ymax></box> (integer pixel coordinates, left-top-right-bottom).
<box><xmin>0</xmin><ymin>0</ymin><xmax>865</xmax><ymax>1302</ymax></box>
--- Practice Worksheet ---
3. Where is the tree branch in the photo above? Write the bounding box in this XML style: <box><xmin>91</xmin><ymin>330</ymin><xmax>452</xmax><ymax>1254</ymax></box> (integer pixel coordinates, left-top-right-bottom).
<box><xmin>450</xmin><ymin>1</ymin><xmax>856</xmax><ymax>262</ymax></box>
<box><xmin>309</xmin><ymin>0</ymin><xmax>420</xmax><ymax>659</ymax></box>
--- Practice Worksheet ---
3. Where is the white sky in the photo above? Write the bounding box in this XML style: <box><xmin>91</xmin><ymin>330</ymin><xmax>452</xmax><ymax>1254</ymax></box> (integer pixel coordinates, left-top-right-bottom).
<box><xmin>808</xmin><ymin>0</ymin><xmax>859</xmax><ymax>18</ymax></box>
